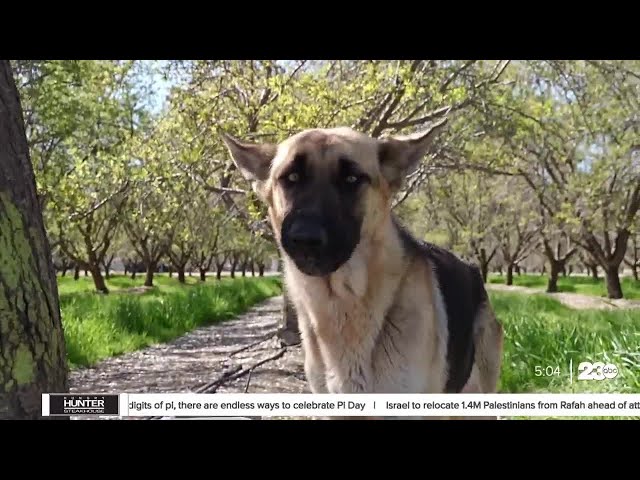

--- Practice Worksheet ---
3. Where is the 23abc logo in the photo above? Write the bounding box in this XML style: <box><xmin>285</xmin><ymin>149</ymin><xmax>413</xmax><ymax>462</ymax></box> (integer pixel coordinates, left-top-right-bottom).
<box><xmin>577</xmin><ymin>361</ymin><xmax>619</xmax><ymax>380</ymax></box>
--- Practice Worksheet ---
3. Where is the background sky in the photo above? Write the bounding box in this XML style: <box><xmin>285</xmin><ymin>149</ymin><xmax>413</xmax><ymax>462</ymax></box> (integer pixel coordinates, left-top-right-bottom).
<box><xmin>141</xmin><ymin>60</ymin><xmax>174</xmax><ymax>115</ymax></box>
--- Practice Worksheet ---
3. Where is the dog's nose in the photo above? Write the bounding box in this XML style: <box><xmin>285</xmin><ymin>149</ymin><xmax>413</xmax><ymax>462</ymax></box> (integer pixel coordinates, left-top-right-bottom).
<box><xmin>288</xmin><ymin>220</ymin><xmax>328</xmax><ymax>251</ymax></box>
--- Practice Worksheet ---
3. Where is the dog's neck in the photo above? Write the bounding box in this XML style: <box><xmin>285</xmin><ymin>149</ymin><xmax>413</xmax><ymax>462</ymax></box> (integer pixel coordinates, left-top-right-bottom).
<box><xmin>331</xmin><ymin>213</ymin><xmax>406</xmax><ymax>300</ymax></box>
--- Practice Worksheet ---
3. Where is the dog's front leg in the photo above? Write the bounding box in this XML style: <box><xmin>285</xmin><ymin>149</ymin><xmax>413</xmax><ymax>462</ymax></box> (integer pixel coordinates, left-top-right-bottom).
<box><xmin>305</xmin><ymin>354</ymin><xmax>328</xmax><ymax>394</ymax></box>
<box><xmin>325</xmin><ymin>361</ymin><xmax>373</xmax><ymax>394</ymax></box>
<box><xmin>300</xmin><ymin>328</ymin><xmax>329</xmax><ymax>394</ymax></box>
<box><xmin>321</xmin><ymin>365</ymin><xmax>379</xmax><ymax>421</ymax></box>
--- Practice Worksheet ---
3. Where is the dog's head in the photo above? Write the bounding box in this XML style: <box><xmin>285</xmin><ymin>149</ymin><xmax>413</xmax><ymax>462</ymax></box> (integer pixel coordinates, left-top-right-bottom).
<box><xmin>221</xmin><ymin>120</ymin><xmax>447</xmax><ymax>277</ymax></box>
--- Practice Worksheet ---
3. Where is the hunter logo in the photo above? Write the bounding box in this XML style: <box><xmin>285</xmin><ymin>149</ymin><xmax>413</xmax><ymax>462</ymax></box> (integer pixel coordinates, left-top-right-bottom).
<box><xmin>49</xmin><ymin>394</ymin><xmax>119</xmax><ymax>416</ymax></box>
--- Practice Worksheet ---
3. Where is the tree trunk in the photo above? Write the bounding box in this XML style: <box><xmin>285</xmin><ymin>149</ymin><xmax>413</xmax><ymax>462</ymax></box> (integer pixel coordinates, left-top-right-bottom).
<box><xmin>547</xmin><ymin>261</ymin><xmax>560</xmax><ymax>293</ymax></box>
<box><xmin>277</xmin><ymin>286</ymin><xmax>301</xmax><ymax>346</ymax></box>
<box><xmin>89</xmin><ymin>265</ymin><xmax>108</xmax><ymax>294</ymax></box>
<box><xmin>230</xmin><ymin>259</ymin><xmax>237</xmax><ymax>278</ymax></box>
<box><xmin>103</xmin><ymin>259</ymin><xmax>112</xmax><ymax>279</ymax></box>
<box><xmin>258</xmin><ymin>264</ymin><xmax>265</xmax><ymax>277</ymax></box>
<box><xmin>283</xmin><ymin>290</ymin><xmax>298</xmax><ymax>332</ymax></box>
<box><xmin>61</xmin><ymin>267</ymin><xmax>67</xmax><ymax>277</ymax></box>
<box><xmin>216</xmin><ymin>263</ymin><xmax>224</xmax><ymax>280</ymax></box>
<box><xmin>514</xmin><ymin>264</ymin><xmax>521</xmax><ymax>276</ymax></box>
<box><xmin>604</xmin><ymin>265</ymin><xmax>623</xmax><ymax>299</ymax></box>
<box><xmin>178</xmin><ymin>267</ymin><xmax>186</xmax><ymax>284</ymax></box>
<box><xmin>506</xmin><ymin>264</ymin><xmax>514</xmax><ymax>286</ymax></box>
<box><xmin>168</xmin><ymin>267</ymin><xmax>173</xmax><ymax>278</ymax></box>
<box><xmin>131</xmin><ymin>270</ymin><xmax>136</xmax><ymax>280</ymax></box>
<box><xmin>200</xmin><ymin>269</ymin><xmax>207</xmax><ymax>282</ymax></box>
<box><xmin>84</xmin><ymin>269</ymin><xmax>88</xmax><ymax>277</ymax></box>
<box><xmin>0</xmin><ymin>61</ymin><xmax>69</xmax><ymax>419</ymax></box>
<box><xmin>633</xmin><ymin>265</ymin><xmax>638</xmax><ymax>282</ymax></box>
<box><xmin>144</xmin><ymin>262</ymin><xmax>156</xmax><ymax>287</ymax></box>
<box><xmin>477</xmin><ymin>248</ymin><xmax>489</xmax><ymax>283</ymax></box>
<box><xmin>590</xmin><ymin>265</ymin><xmax>598</xmax><ymax>280</ymax></box>
<box><xmin>74</xmin><ymin>265</ymin><xmax>80</xmax><ymax>280</ymax></box>
<box><xmin>480</xmin><ymin>262</ymin><xmax>489</xmax><ymax>283</ymax></box>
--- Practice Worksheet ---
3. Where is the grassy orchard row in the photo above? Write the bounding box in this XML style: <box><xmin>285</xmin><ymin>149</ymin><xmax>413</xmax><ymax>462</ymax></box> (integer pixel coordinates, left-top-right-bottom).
<box><xmin>488</xmin><ymin>273</ymin><xmax>640</xmax><ymax>299</ymax></box>
<box><xmin>58</xmin><ymin>274</ymin><xmax>282</xmax><ymax>368</ymax></box>
<box><xmin>493</xmin><ymin>292</ymin><xmax>640</xmax><ymax>395</ymax></box>
<box><xmin>494</xmin><ymin>291</ymin><xmax>640</xmax><ymax>420</ymax></box>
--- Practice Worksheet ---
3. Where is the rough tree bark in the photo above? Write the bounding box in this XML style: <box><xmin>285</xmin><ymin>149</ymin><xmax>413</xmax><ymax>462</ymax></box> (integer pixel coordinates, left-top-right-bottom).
<box><xmin>0</xmin><ymin>60</ymin><xmax>69</xmax><ymax>419</ymax></box>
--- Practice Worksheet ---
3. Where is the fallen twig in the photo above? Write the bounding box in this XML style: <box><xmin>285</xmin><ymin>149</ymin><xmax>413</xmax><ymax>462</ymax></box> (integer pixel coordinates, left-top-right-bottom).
<box><xmin>244</xmin><ymin>370</ymin><xmax>253</xmax><ymax>393</ymax></box>
<box><xmin>193</xmin><ymin>365</ymin><xmax>243</xmax><ymax>393</ymax></box>
<box><xmin>145</xmin><ymin>348</ymin><xmax>288</xmax><ymax>419</ymax></box>
<box><xmin>228</xmin><ymin>332</ymin><xmax>277</xmax><ymax>357</ymax></box>
<box><xmin>200</xmin><ymin>348</ymin><xmax>287</xmax><ymax>394</ymax></box>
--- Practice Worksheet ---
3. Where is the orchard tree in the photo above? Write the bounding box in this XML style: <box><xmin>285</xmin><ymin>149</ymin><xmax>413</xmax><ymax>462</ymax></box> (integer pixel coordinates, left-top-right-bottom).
<box><xmin>491</xmin><ymin>176</ymin><xmax>540</xmax><ymax>285</ymax></box>
<box><xmin>421</xmin><ymin>170</ymin><xmax>501</xmax><ymax>281</ymax></box>
<box><xmin>478</xmin><ymin>60</ymin><xmax>640</xmax><ymax>298</ymax></box>
<box><xmin>46</xmin><ymin>61</ymin><xmax>149</xmax><ymax>293</ymax></box>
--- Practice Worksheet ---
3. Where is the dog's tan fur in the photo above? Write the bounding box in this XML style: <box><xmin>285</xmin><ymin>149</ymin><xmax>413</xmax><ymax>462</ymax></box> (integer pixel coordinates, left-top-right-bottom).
<box><xmin>221</xmin><ymin>121</ymin><xmax>504</xmax><ymax>419</ymax></box>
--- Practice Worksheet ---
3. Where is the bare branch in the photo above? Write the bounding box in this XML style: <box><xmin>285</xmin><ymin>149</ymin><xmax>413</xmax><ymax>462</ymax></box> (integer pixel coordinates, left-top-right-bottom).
<box><xmin>68</xmin><ymin>180</ymin><xmax>130</xmax><ymax>222</ymax></box>
<box><xmin>195</xmin><ymin>348</ymin><xmax>287</xmax><ymax>394</ymax></box>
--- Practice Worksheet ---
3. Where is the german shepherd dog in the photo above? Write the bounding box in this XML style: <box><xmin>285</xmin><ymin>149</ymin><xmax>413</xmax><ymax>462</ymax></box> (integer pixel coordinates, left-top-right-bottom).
<box><xmin>221</xmin><ymin>119</ymin><xmax>504</xmax><ymax>418</ymax></box>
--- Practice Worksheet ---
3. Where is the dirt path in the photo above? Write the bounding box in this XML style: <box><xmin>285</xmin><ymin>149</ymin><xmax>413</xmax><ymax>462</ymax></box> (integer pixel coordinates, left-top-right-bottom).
<box><xmin>487</xmin><ymin>283</ymin><xmax>640</xmax><ymax>310</ymax></box>
<box><xmin>69</xmin><ymin>295</ymin><xmax>309</xmax><ymax>419</ymax></box>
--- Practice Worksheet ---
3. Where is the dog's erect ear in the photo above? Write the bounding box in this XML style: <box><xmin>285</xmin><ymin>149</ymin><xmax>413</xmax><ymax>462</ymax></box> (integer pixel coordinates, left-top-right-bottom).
<box><xmin>377</xmin><ymin>117</ymin><xmax>448</xmax><ymax>191</ymax></box>
<box><xmin>220</xmin><ymin>131</ymin><xmax>278</xmax><ymax>182</ymax></box>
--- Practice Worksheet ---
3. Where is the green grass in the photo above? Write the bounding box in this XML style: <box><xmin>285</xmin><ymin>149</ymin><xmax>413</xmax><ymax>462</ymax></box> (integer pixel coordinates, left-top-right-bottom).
<box><xmin>488</xmin><ymin>273</ymin><xmax>640</xmax><ymax>299</ymax></box>
<box><xmin>492</xmin><ymin>290</ymin><xmax>640</xmax><ymax>419</ymax></box>
<box><xmin>58</xmin><ymin>274</ymin><xmax>282</xmax><ymax>369</ymax></box>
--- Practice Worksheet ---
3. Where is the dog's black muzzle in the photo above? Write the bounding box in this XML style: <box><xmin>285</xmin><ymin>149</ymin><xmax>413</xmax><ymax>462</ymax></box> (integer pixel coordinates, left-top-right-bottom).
<box><xmin>281</xmin><ymin>213</ymin><xmax>350</xmax><ymax>277</ymax></box>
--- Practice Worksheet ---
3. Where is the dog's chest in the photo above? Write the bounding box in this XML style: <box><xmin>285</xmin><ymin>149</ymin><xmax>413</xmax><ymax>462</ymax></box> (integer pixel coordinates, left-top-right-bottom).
<box><xmin>369</xmin><ymin>308</ymin><xmax>438</xmax><ymax>393</ymax></box>
<box><xmin>307</xmin><ymin>290</ymin><xmax>375</xmax><ymax>346</ymax></box>
<box><xmin>303</xmin><ymin>287</ymin><xmax>440</xmax><ymax>393</ymax></box>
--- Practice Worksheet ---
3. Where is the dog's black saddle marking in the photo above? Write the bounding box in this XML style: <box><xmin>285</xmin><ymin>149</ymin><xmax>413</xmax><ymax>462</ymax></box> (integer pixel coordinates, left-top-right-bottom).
<box><xmin>422</xmin><ymin>243</ymin><xmax>486</xmax><ymax>393</ymax></box>
<box><xmin>394</xmin><ymin>217</ymin><xmax>487</xmax><ymax>393</ymax></box>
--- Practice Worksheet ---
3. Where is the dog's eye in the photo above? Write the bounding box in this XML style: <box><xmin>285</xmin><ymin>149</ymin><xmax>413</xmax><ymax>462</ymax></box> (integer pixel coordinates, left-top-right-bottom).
<box><xmin>287</xmin><ymin>172</ymin><xmax>300</xmax><ymax>183</ymax></box>
<box><xmin>345</xmin><ymin>175</ymin><xmax>358</xmax><ymax>184</ymax></box>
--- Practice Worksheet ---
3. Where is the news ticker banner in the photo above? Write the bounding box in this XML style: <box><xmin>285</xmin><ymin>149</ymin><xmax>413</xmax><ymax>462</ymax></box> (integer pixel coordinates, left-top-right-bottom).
<box><xmin>42</xmin><ymin>393</ymin><xmax>640</xmax><ymax>418</ymax></box>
